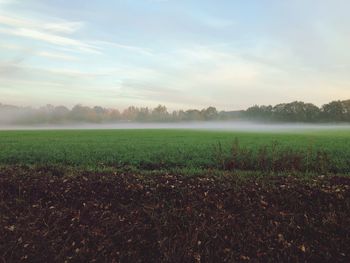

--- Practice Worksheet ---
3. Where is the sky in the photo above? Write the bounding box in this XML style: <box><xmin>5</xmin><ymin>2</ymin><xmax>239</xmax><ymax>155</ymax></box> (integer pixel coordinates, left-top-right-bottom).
<box><xmin>0</xmin><ymin>0</ymin><xmax>349</xmax><ymax>110</ymax></box>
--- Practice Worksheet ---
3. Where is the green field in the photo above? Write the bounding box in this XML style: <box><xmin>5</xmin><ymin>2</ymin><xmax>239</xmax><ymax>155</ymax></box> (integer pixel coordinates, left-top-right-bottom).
<box><xmin>0</xmin><ymin>129</ymin><xmax>349</xmax><ymax>173</ymax></box>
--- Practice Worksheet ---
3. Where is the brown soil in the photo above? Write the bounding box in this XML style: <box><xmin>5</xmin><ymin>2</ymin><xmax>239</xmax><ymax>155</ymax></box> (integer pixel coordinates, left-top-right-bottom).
<box><xmin>1</xmin><ymin>167</ymin><xmax>349</xmax><ymax>262</ymax></box>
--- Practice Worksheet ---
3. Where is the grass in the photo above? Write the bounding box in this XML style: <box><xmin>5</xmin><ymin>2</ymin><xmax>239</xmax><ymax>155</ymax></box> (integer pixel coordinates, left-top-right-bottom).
<box><xmin>0</xmin><ymin>129</ymin><xmax>349</xmax><ymax>173</ymax></box>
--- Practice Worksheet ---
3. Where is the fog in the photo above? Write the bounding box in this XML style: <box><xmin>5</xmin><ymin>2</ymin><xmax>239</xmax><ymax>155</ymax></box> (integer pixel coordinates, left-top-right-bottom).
<box><xmin>1</xmin><ymin>121</ymin><xmax>349</xmax><ymax>133</ymax></box>
<box><xmin>1</xmin><ymin>102</ymin><xmax>349</xmax><ymax>132</ymax></box>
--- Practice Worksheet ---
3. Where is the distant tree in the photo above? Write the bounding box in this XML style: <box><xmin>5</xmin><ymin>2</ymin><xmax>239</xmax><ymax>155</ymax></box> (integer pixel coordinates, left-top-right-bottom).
<box><xmin>137</xmin><ymin>107</ymin><xmax>151</xmax><ymax>121</ymax></box>
<box><xmin>52</xmin><ymin>106</ymin><xmax>69</xmax><ymax>123</ymax></box>
<box><xmin>92</xmin><ymin>106</ymin><xmax>107</xmax><ymax>122</ymax></box>
<box><xmin>122</xmin><ymin>106</ymin><xmax>140</xmax><ymax>121</ymax></box>
<box><xmin>272</xmin><ymin>101</ymin><xmax>320</xmax><ymax>122</ymax></box>
<box><xmin>176</xmin><ymin>110</ymin><xmax>187</xmax><ymax>121</ymax></box>
<box><xmin>185</xmin><ymin>109</ymin><xmax>203</xmax><ymax>121</ymax></box>
<box><xmin>0</xmin><ymin>99</ymin><xmax>349</xmax><ymax>124</ymax></box>
<box><xmin>245</xmin><ymin>105</ymin><xmax>273</xmax><ymax>120</ymax></box>
<box><xmin>201</xmin><ymin>107</ymin><xmax>218</xmax><ymax>120</ymax></box>
<box><xmin>93</xmin><ymin>106</ymin><xmax>105</xmax><ymax>115</ymax></box>
<box><xmin>245</xmin><ymin>101</ymin><xmax>321</xmax><ymax>122</ymax></box>
<box><xmin>322</xmin><ymin>101</ymin><xmax>344</xmax><ymax>122</ymax></box>
<box><xmin>218</xmin><ymin>110</ymin><xmax>244</xmax><ymax>120</ymax></box>
<box><xmin>342</xmin><ymin>100</ymin><xmax>350</xmax><ymax>121</ymax></box>
<box><xmin>171</xmin><ymin>110</ymin><xmax>180</xmax><ymax>121</ymax></box>
<box><xmin>152</xmin><ymin>105</ymin><xmax>169</xmax><ymax>121</ymax></box>
<box><xmin>108</xmin><ymin>109</ymin><xmax>121</xmax><ymax>121</ymax></box>
<box><xmin>54</xmin><ymin>106</ymin><xmax>70</xmax><ymax>115</ymax></box>
<box><xmin>71</xmin><ymin>105</ymin><xmax>93</xmax><ymax>122</ymax></box>
<box><xmin>303</xmin><ymin>103</ymin><xmax>321</xmax><ymax>122</ymax></box>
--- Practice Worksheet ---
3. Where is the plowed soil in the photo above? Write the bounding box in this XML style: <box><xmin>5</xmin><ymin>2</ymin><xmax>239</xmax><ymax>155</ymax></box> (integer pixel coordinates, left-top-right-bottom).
<box><xmin>1</xmin><ymin>167</ymin><xmax>349</xmax><ymax>262</ymax></box>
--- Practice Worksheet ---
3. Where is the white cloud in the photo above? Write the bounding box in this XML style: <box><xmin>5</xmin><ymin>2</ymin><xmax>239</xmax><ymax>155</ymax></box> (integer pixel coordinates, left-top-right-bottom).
<box><xmin>0</xmin><ymin>42</ymin><xmax>79</xmax><ymax>61</ymax></box>
<box><xmin>37</xmin><ymin>51</ymin><xmax>78</xmax><ymax>61</ymax></box>
<box><xmin>107</xmin><ymin>43</ymin><xmax>350</xmax><ymax>109</ymax></box>
<box><xmin>92</xmin><ymin>41</ymin><xmax>154</xmax><ymax>56</ymax></box>
<box><xmin>0</xmin><ymin>1</ymin><xmax>349</xmax><ymax>109</ymax></box>
<box><xmin>0</xmin><ymin>27</ymin><xmax>101</xmax><ymax>54</ymax></box>
<box><xmin>43</xmin><ymin>21</ymin><xmax>84</xmax><ymax>34</ymax></box>
<box><xmin>0</xmin><ymin>14</ymin><xmax>84</xmax><ymax>34</ymax></box>
<box><xmin>0</xmin><ymin>13</ymin><xmax>99</xmax><ymax>54</ymax></box>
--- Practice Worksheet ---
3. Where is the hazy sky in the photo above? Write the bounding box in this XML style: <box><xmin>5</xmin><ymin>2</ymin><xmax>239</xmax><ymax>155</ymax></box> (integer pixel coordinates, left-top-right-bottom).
<box><xmin>0</xmin><ymin>0</ymin><xmax>349</xmax><ymax>110</ymax></box>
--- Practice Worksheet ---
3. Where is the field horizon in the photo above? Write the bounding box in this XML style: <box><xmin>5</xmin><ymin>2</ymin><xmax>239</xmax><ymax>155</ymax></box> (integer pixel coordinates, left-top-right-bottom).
<box><xmin>1</xmin><ymin>120</ymin><xmax>350</xmax><ymax>132</ymax></box>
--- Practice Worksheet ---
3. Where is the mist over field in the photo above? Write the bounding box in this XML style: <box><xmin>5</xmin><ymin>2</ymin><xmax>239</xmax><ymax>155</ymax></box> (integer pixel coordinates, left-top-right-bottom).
<box><xmin>1</xmin><ymin>99</ymin><xmax>350</xmax><ymax>128</ymax></box>
<box><xmin>1</xmin><ymin>121</ymin><xmax>350</xmax><ymax>132</ymax></box>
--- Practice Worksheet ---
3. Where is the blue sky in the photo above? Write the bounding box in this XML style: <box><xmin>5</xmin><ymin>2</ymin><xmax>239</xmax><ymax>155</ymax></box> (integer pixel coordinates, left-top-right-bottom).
<box><xmin>0</xmin><ymin>0</ymin><xmax>349</xmax><ymax>110</ymax></box>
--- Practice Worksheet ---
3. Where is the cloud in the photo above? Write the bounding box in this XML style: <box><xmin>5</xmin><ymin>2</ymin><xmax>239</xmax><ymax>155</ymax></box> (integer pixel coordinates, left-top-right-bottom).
<box><xmin>0</xmin><ymin>27</ymin><xmax>101</xmax><ymax>54</ymax></box>
<box><xmin>37</xmin><ymin>51</ymin><xmax>78</xmax><ymax>61</ymax></box>
<box><xmin>92</xmin><ymin>41</ymin><xmax>154</xmax><ymax>56</ymax></box>
<box><xmin>108</xmin><ymin>43</ymin><xmax>350</xmax><ymax>109</ymax></box>
<box><xmin>0</xmin><ymin>14</ymin><xmax>99</xmax><ymax>54</ymax></box>
<box><xmin>0</xmin><ymin>1</ymin><xmax>349</xmax><ymax>109</ymax></box>
<box><xmin>0</xmin><ymin>43</ymin><xmax>79</xmax><ymax>61</ymax></box>
<box><xmin>43</xmin><ymin>21</ymin><xmax>84</xmax><ymax>34</ymax></box>
<box><xmin>0</xmin><ymin>14</ymin><xmax>84</xmax><ymax>34</ymax></box>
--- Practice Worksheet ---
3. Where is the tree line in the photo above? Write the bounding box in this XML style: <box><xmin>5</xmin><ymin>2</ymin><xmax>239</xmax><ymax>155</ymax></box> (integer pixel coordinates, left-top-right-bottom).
<box><xmin>0</xmin><ymin>99</ymin><xmax>349</xmax><ymax>125</ymax></box>
<box><xmin>245</xmin><ymin>100</ymin><xmax>350</xmax><ymax>122</ymax></box>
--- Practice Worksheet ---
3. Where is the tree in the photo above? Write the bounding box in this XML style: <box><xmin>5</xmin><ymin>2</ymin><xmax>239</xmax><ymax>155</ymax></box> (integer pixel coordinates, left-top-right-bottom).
<box><xmin>108</xmin><ymin>109</ymin><xmax>121</xmax><ymax>121</ymax></box>
<box><xmin>322</xmin><ymin>101</ymin><xmax>344</xmax><ymax>122</ymax></box>
<box><xmin>71</xmin><ymin>104</ymin><xmax>94</xmax><ymax>122</ymax></box>
<box><xmin>152</xmin><ymin>105</ymin><xmax>169</xmax><ymax>121</ymax></box>
<box><xmin>245</xmin><ymin>105</ymin><xmax>272</xmax><ymax>120</ymax></box>
<box><xmin>201</xmin><ymin>107</ymin><xmax>218</xmax><ymax>120</ymax></box>
<box><xmin>341</xmin><ymin>100</ymin><xmax>350</xmax><ymax>122</ymax></box>
<box><xmin>303</xmin><ymin>103</ymin><xmax>321</xmax><ymax>122</ymax></box>
<box><xmin>137</xmin><ymin>107</ymin><xmax>150</xmax><ymax>121</ymax></box>
<box><xmin>52</xmin><ymin>106</ymin><xmax>69</xmax><ymax>123</ymax></box>
<box><xmin>122</xmin><ymin>106</ymin><xmax>140</xmax><ymax>121</ymax></box>
<box><xmin>185</xmin><ymin>109</ymin><xmax>202</xmax><ymax>121</ymax></box>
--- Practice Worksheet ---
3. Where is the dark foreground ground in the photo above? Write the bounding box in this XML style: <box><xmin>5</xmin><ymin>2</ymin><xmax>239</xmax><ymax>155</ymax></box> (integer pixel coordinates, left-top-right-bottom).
<box><xmin>1</xmin><ymin>167</ymin><xmax>349</xmax><ymax>262</ymax></box>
